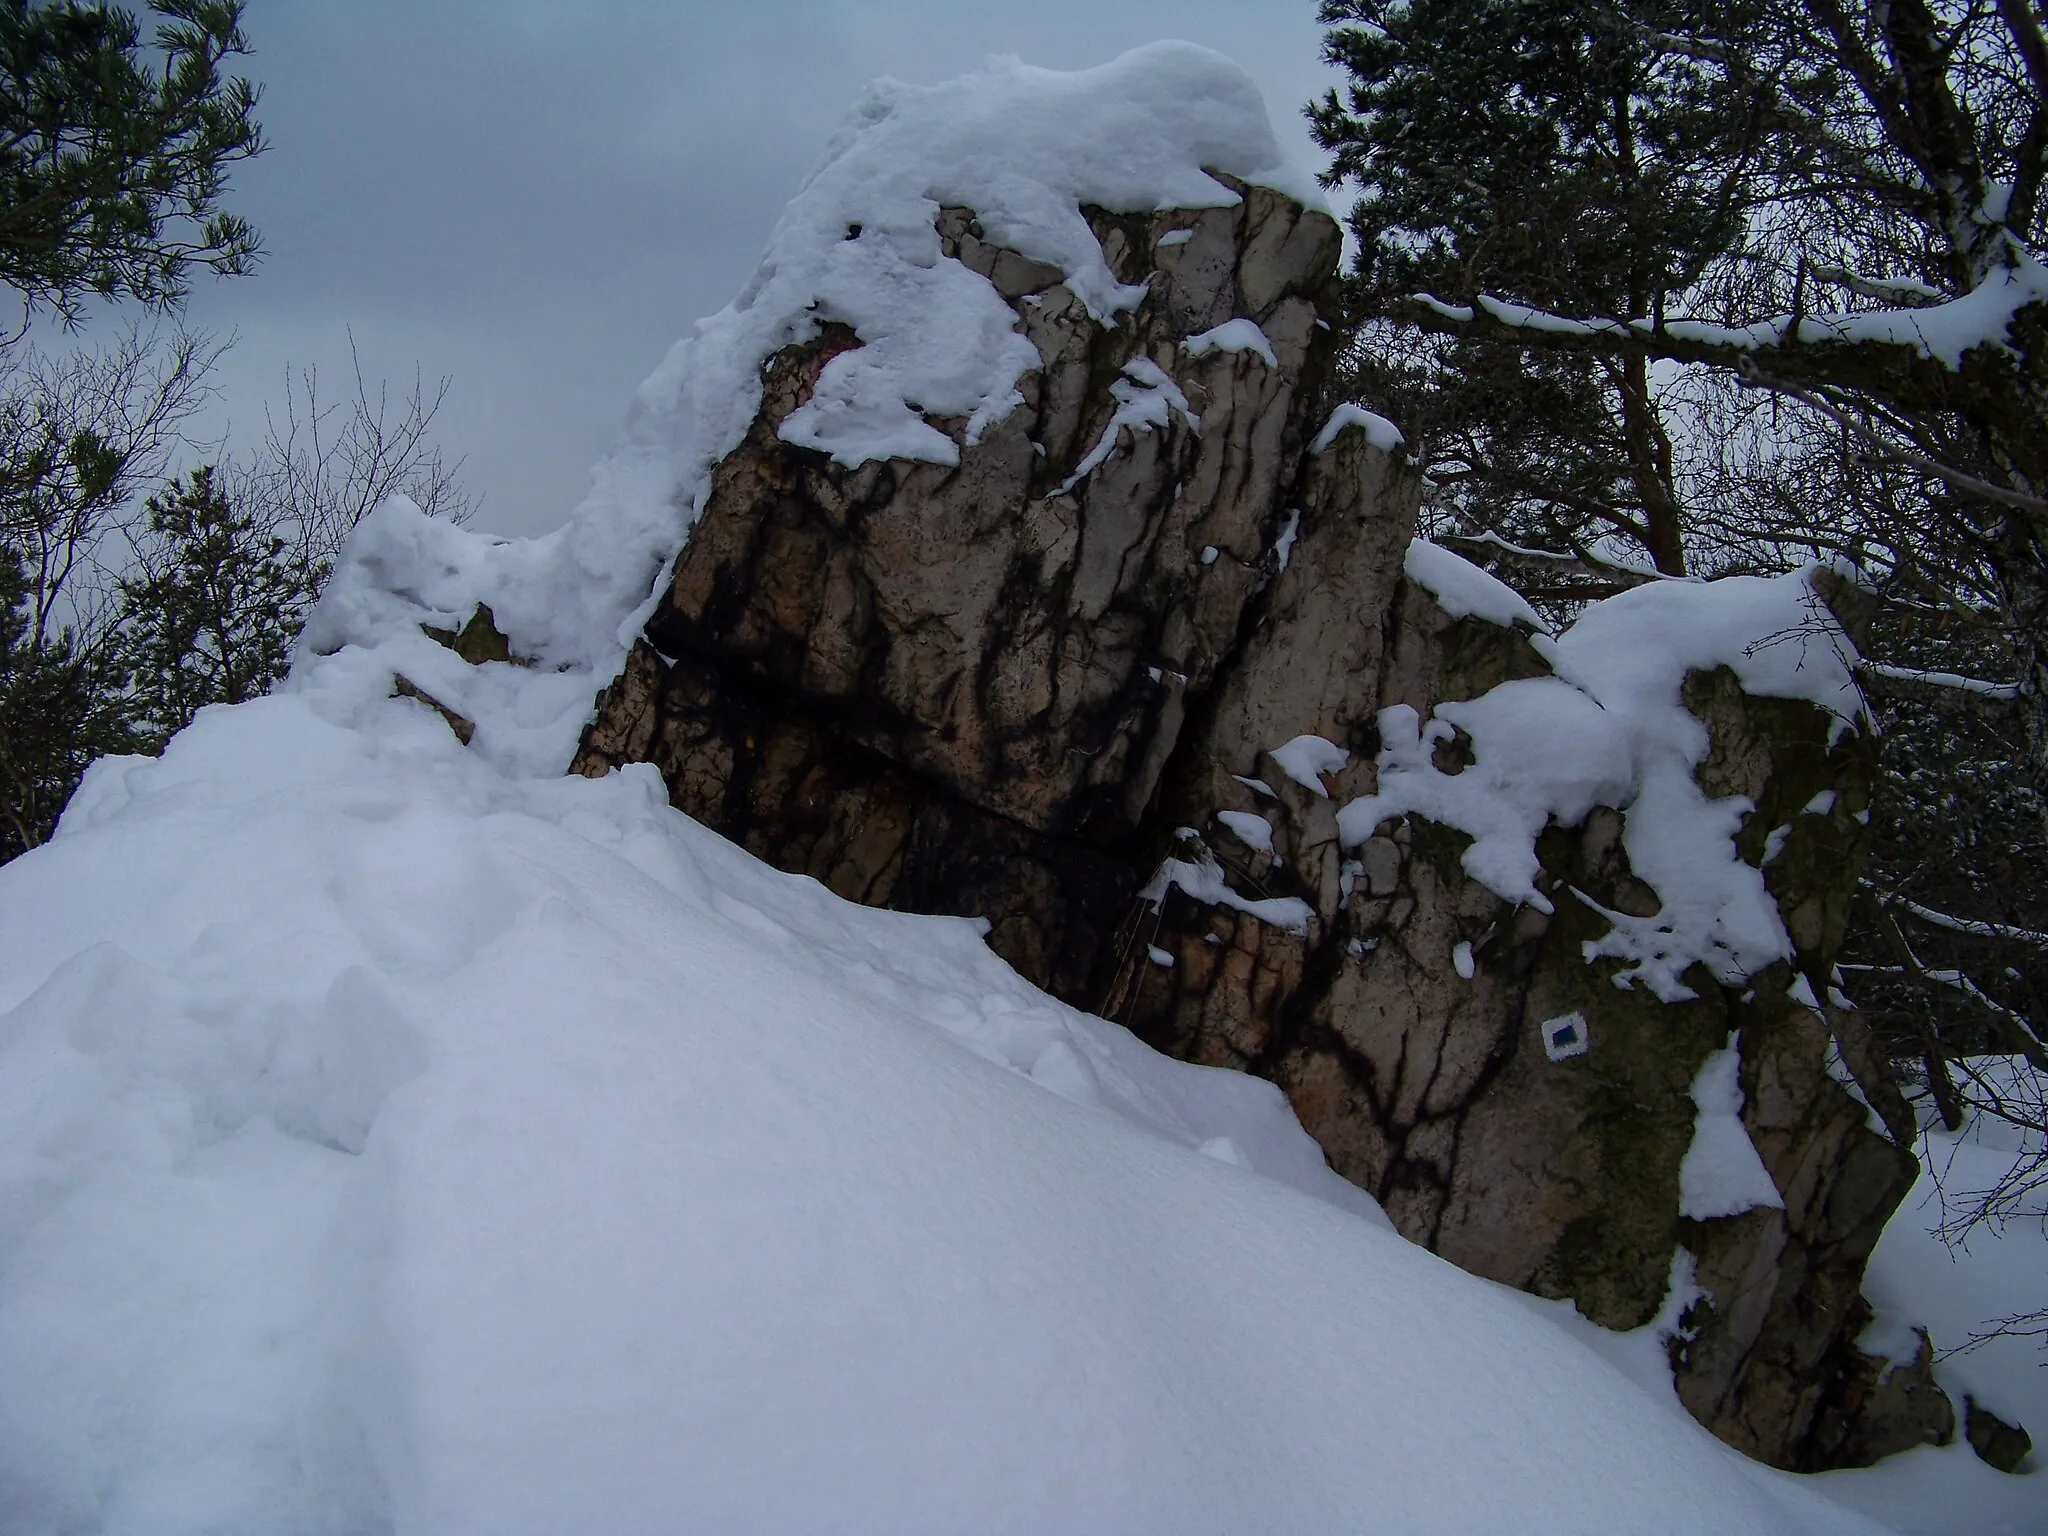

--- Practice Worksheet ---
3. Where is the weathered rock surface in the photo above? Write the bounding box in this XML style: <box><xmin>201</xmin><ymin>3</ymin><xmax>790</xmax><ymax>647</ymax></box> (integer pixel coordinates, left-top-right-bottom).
<box><xmin>570</xmin><ymin>178</ymin><xmax>1951</xmax><ymax>1470</ymax></box>
<box><xmin>576</xmin><ymin>180</ymin><xmax>1341</xmax><ymax>1000</ymax></box>
<box><xmin>1965</xmin><ymin>1395</ymin><xmax>2034</xmax><ymax>1473</ymax></box>
<box><xmin>1116</xmin><ymin>536</ymin><xmax>1947</xmax><ymax>1469</ymax></box>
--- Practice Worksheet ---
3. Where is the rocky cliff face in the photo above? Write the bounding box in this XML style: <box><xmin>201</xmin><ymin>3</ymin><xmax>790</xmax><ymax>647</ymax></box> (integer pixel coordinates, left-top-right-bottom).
<box><xmin>570</xmin><ymin>177</ymin><xmax>1954</xmax><ymax>1470</ymax></box>
<box><xmin>575</xmin><ymin>179</ymin><xmax>1341</xmax><ymax>1003</ymax></box>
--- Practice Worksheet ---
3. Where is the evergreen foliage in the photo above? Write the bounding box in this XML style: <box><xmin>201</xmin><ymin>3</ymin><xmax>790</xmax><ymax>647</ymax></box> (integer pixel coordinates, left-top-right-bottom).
<box><xmin>1309</xmin><ymin>0</ymin><xmax>1786</xmax><ymax>575</ymax></box>
<box><xmin>1311</xmin><ymin>0</ymin><xmax>1771</xmax><ymax>317</ymax></box>
<box><xmin>0</xmin><ymin>0</ymin><xmax>262</xmax><ymax>323</ymax></box>
<box><xmin>0</xmin><ymin>535</ymin><xmax>128</xmax><ymax>859</ymax></box>
<box><xmin>114</xmin><ymin>462</ymin><xmax>318</xmax><ymax>748</ymax></box>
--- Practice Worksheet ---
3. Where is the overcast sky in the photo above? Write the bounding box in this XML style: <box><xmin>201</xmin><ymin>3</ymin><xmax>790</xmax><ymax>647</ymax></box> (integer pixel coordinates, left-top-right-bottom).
<box><xmin>136</xmin><ymin>2</ymin><xmax>1345</xmax><ymax>537</ymax></box>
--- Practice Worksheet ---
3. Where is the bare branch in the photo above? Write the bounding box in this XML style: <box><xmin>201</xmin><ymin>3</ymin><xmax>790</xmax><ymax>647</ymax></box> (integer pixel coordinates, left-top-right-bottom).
<box><xmin>220</xmin><ymin>332</ymin><xmax>477</xmax><ymax>582</ymax></box>
<box><xmin>1734</xmin><ymin>361</ymin><xmax>2048</xmax><ymax>515</ymax></box>
<box><xmin>1867</xmin><ymin>895</ymin><xmax>2048</xmax><ymax>1074</ymax></box>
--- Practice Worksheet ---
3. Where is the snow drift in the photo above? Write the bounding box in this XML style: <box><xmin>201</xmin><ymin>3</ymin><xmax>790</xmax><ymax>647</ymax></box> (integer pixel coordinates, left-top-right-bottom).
<box><xmin>0</xmin><ymin>688</ymin><xmax>1880</xmax><ymax>1533</ymax></box>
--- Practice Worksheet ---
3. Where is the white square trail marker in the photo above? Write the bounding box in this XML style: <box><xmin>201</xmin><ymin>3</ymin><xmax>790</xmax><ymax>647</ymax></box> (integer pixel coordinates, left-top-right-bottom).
<box><xmin>1542</xmin><ymin>1012</ymin><xmax>1590</xmax><ymax>1062</ymax></box>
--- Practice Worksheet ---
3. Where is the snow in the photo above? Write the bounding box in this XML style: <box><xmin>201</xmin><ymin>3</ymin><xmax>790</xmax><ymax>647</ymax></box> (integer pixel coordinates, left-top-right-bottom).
<box><xmin>1339</xmin><ymin>568</ymin><xmax>1867</xmax><ymax>1000</ymax></box>
<box><xmin>1474</xmin><ymin>292</ymin><xmax>1631</xmax><ymax>338</ymax></box>
<box><xmin>1544</xmin><ymin>568</ymin><xmax>1865</xmax><ymax>727</ymax></box>
<box><xmin>1826</xmin><ymin>1037</ymin><xmax>1893</xmax><ymax>1140</ymax></box>
<box><xmin>1216</xmin><ymin>808</ymin><xmax>1275</xmax><ymax>855</ymax></box>
<box><xmin>1270</xmin><ymin>733</ymin><xmax>1350</xmax><ymax>796</ymax></box>
<box><xmin>1404</xmin><ymin>536</ymin><xmax>1551</xmax><ymax>632</ymax></box>
<box><xmin>1336</xmin><ymin>684</ymin><xmax>1633</xmax><ymax>913</ymax></box>
<box><xmin>1311</xmin><ymin>401</ymin><xmax>1405</xmax><ymax>454</ymax></box>
<box><xmin>1886</xmin><ymin>897</ymin><xmax>2048</xmax><ymax>947</ymax></box>
<box><xmin>1678</xmin><ymin>1038</ymin><xmax>1785</xmax><ymax>1220</ymax></box>
<box><xmin>1198</xmin><ymin>1134</ymin><xmax>1246</xmax><ymax>1165</ymax></box>
<box><xmin>1867</xmin><ymin>663</ymin><xmax>2021</xmax><ymax>700</ymax></box>
<box><xmin>1140</xmin><ymin>830</ymin><xmax>1315</xmax><ymax>935</ymax></box>
<box><xmin>1271</xmin><ymin>505</ymin><xmax>1301</xmax><ymax>570</ymax></box>
<box><xmin>1781</xmin><ymin>253</ymin><xmax>2048</xmax><ymax>368</ymax></box>
<box><xmin>1054</xmin><ymin>355</ymin><xmax>1199</xmax><ymax>495</ymax></box>
<box><xmin>0</xmin><ymin>691</ymin><xmax>1896</xmax><ymax>1534</ymax></box>
<box><xmin>1518</xmin><ymin>1248</ymin><xmax>1703</xmax><ymax>1406</ymax></box>
<box><xmin>1452</xmin><ymin>940</ymin><xmax>1476</xmax><ymax>979</ymax></box>
<box><xmin>1181</xmin><ymin>317</ymin><xmax>1278</xmax><ymax>369</ymax></box>
<box><xmin>1822</xmin><ymin>1060</ymin><xmax>2048</xmax><ymax>1532</ymax></box>
<box><xmin>1422</xmin><ymin>249</ymin><xmax>2048</xmax><ymax>371</ymax></box>
<box><xmin>304</xmin><ymin>43</ymin><xmax>1324</xmax><ymax>778</ymax></box>
<box><xmin>1817</xmin><ymin>267</ymin><xmax>1944</xmax><ymax>305</ymax></box>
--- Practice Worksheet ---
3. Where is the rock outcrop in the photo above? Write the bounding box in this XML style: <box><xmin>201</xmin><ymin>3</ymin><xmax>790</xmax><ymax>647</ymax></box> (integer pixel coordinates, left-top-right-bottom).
<box><xmin>570</xmin><ymin>177</ymin><xmax>1954</xmax><ymax>1469</ymax></box>
<box><xmin>575</xmin><ymin>180</ymin><xmax>1341</xmax><ymax>1002</ymax></box>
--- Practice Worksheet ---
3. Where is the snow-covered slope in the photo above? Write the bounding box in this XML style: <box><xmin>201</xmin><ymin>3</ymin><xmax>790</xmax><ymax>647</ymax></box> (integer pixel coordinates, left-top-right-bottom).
<box><xmin>1820</xmin><ymin>1067</ymin><xmax>2048</xmax><ymax>1535</ymax></box>
<box><xmin>0</xmin><ymin>691</ymin><xmax>1882</xmax><ymax>1534</ymax></box>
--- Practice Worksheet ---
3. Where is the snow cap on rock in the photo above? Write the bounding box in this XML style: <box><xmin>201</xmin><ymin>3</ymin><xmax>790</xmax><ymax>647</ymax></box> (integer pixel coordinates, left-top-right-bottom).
<box><xmin>298</xmin><ymin>43</ymin><xmax>1325</xmax><ymax>781</ymax></box>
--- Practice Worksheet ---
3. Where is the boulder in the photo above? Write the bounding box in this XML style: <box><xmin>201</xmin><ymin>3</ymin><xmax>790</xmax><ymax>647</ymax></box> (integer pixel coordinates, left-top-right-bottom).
<box><xmin>571</xmin><ymin>176</ymin><xmax>1949</xmax><ymax>1471</ymax></box>
<box><xmin>1965</xmin><ymin>1395</ymin><xmax>2034</xmax><ymax>1473</ymax></box>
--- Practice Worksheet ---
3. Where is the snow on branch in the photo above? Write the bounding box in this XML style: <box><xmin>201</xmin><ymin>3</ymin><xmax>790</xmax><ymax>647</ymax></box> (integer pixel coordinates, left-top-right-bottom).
<box><xmin>1439</xmin><ymin>532</ymin><xmax>1660</xmax><ymax>592</ymax></box>
<box><xmin>1858</xmin><ymin>662</ymin><xmax>2027</xmax><ymax>717</ymax></box>
<box><xmin>1866</xmin><ymin>882</ymin><xmax>2048</xmax><ymax>948</ymax></box>
<box><xmin>1921</xmin><ymin>969</ymin><xmax>2047</xmax><ymax>1061</ymax></box>
<box><xmin>1402</xmin><ymin>251</ymin><xmax>2048</xmax><ymax>413</ymax></box>
<box><xmin>1810</xmin><ymin>265</ymin><xmax>1943</xmax><ymax>307</ymax></box>
<box><xmin>1472</xmin><ymin>294</ymin><xmax>1630</xmax><ymax>339</ymax></box>
<box><xmin>1869</xmin><ymin>899</ymin><xmax>2048</xmax><ymax>1071</ymax></box>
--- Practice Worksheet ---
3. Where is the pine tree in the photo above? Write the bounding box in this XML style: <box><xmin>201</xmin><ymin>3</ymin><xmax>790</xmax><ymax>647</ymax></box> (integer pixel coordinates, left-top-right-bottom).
<box><xmin>114</xmin><ymin>463</ymin><xmax>317</xmax><ymax>748</ymax></box>
<box><xmin>0</xmin><ymin>0</ymin><xmax>263</xmax><ymax>322</ymax></box>
<box><xmin>1309</xmin><ymin>0</ymin><xmax>1780</xmax><ymax>576</ymax></box>
<box><xmin>0</xmin><ymin>537</ymin><xmax>130</xmax><ymax>858</ymax></box>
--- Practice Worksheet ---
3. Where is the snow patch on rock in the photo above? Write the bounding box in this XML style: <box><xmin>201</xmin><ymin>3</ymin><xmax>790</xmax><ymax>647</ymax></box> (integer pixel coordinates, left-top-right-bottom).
<box><xmin>1141</xmin><ymin>831</ymin><xmax>1314</xmax><ymax>936</ymax></box>
<box><xmin>1404</xmin><ymin>537</ymin><xmax>1550</xmax><ymax>632</ymax></box>
<box><xmin>1055</xmin><ymin>356</ymin><xmax>1199</xmax><ymax>495</ymax></box>
<box><xmin>1270</xmin><ymin>733</ymin><xmax>1349</xmax><ymax>797</ymax></box>
<box><xmin>1338</xmin><ymin>568</ymin><xmax>1864</xmax><ymax>1000</ymax></box>
<box><xmin>1679</xmin><ymin>1038</ymin><xmax>1785</xmax><ymax>1220</ymax></box>
<box><xmin>1181</xmin><ymin>317</ymin><xmax>1278</xmax><ymax>369</ymax></box>
<box><xmin>1216</xmin><ymin>809</ymin><xmax>1275</xmax><ymax>855</ymax></box>
<box><xmin>1311</xmin><ymin>401</ymin><xmax>1405</xmax><ymax>454</ymax></box>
